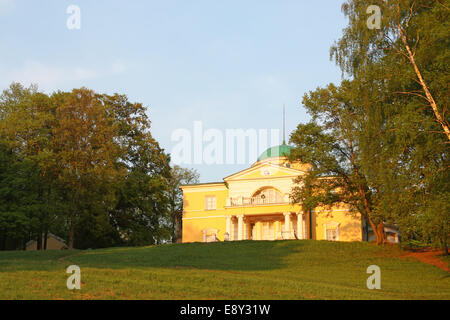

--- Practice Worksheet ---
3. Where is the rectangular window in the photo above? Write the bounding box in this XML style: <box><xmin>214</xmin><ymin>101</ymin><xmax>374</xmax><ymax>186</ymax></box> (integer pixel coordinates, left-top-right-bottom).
<box><xmin>205</xmin><ymin>196</ymin><xmax>216</xmax><ymax>210</ymax></box>
<box><xmin>326</xmin><ymin>229</ymin><xmax>337</xmax><ymax>241</ymax></box>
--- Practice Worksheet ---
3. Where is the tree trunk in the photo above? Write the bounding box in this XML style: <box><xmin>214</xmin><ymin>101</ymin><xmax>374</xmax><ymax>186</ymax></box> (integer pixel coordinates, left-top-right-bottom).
<box><xmin>368</xmin><ymin>219</ymin><xmax>386</xmax><ymax>245</ymax></box>
<box><xmin>68</xmin><ymin>222</ymin><xmax>74</xmax><ymax>250</ymax></box>
<box><xmin>358</xmin><ymin>186</ymin><xmax>385</xmax><ymax>245</ymax></box>
<box><xmin>43</xmin><ymin>230</ymin><xmax>48</xmax><ymax>250</ymax></box>
<box><xmin>0</xmin><ymin>233</ymin><xmax>6</xmax><ymax>251</ymax></box>
<box><xmin>397</xmin><ymin>24</ymin><xmax>450</xmax><ymax>141</ymax></box>
<box><xmin>178</xmin><ymin>214</ymin><xmax>183</xmax><ymax>243</ymax></box>
<box><xmin>36</xmin><ymin>233</ymin><xmax>42</xmax><ymax>250</ymax></box>
<box><xmin>375</xmin><ymin>221</ymin><xmax>386</xmax><ymax>245</ymax></box>
<box><xmin>443</xmin><ymin>231</ymin><xmax>448</xmax><ymax>256</ymax></box>
<box><xmin>171</xmin><ymin>211</ymin><xmax>177</xmax><ymax>243</ymax></box>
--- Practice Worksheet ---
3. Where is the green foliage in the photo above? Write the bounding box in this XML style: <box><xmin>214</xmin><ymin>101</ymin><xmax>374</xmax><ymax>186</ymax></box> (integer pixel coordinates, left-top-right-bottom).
<box><xmin>292</xmin><ymin>0</ymin><xmax>449</xmax><ymax>250</ymax></box>
<box><xmin>290</xmin><ymin>81</ymin><xmax>387</xmax><ymax>243</ymax></box>
<box><xmin>0</xmin><ymin>83</ymin><xmax>173</xmax><ymax>250</ymax></box>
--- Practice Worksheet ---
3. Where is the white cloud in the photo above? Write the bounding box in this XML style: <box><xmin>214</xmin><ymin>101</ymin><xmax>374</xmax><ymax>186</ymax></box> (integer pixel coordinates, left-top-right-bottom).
<box><xmin>2</xmin><ymin>59</ymin><xmax>129</xmax><ymax>92</ymax></box>
<box><xmin>9</xmin><ymin>61</ymin><xmax>65</xmax><ymax>88</ymax></box>
<box><xmin>4</xmin><ymin>61</ymin><xmax>99</xmax><ymax>92</ymax></box>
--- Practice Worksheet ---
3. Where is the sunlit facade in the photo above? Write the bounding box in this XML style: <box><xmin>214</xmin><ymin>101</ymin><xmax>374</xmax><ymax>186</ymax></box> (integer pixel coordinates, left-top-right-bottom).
<box><xmin>180</xmin><ymin>145</ymin><xmax>364</xmax><ymax>243</ymax></box>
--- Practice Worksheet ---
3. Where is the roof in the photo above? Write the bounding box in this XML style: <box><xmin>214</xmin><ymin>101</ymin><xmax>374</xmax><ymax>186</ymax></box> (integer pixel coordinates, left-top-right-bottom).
<box><xmin>25</xmin><ymin>233</ymin><xmax>67</xmax><ymax>247</ymax></box>
<box><xmin>223</xmin><ymin>161</ymin><xmax>304</xmax><ymax>181</ymax></box>
<box><xmin>179</xmin><ymin>181</ymin><xmax>227</xmax><ymax>188</ymax></box>
<box><xmin>257</xmin><ymin>144</ymin><xmax>292</xmax><ymax>161</ymax></box>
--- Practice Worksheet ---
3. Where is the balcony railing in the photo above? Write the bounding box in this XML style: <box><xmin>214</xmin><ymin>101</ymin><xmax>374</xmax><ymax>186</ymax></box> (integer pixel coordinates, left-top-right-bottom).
<box><xmin>226</xmin><ymin>196</ymin><xmax>289</xmax><ymax>207</ymax></box>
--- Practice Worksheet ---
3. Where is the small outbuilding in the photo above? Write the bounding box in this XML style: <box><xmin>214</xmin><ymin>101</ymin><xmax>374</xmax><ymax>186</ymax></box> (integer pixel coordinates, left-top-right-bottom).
<box><xmin>25</xmin><ymin>233</ymin><xmax>68</xmax><ymax>251</ymax></box>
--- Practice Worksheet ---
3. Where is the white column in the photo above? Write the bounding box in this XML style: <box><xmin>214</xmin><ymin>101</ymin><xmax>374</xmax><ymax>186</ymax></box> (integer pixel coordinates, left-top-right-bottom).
<box><xmin>243</xmin><ymin>219</ymin><xmax>248</xmax><ymax>240</ymax></box>
<box><xmin>283</xmin><ymin>212</ymin><xmax>291</xmax><ymax>239</ymax></box>
<box><xmin>225</xmin><ymin>216</ymin><xmax>232</xmax><ymax>241</ymax></box>
<box><xmin>237</xmin><ymin>215</ymin><xmax>244</xmax><ymax>240</ymax></box>
<box><xmin>296</xmin><ymin>212</ymin><xmax>304</xmax><ymax>240</ymax></box>
<box><xmin>303</xmin><ymin>214</ymin><xmax>307</xmax><ymax>239</ymax></box>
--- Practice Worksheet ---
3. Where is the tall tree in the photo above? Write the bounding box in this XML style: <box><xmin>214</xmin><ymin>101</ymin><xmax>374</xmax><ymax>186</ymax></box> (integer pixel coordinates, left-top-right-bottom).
<box><xmin>332</xmin><ymin>0</ymin><xmax>449</xmax><ymax>140</ymax></box>
<box><xmin>290</xmin><ymin>81</ymin><xmax>387</xmax><ymax>244</ymax></box>
<box><xmin>0</xmin><ymin>143</ymin><xmax>31</xmax><ymax>250</ymax></box>
<box><xmin>103</xmin><ymin>93</ymin><xmax>172</xmax><ymax>246</ymax></box>
<box><xmin>51</xmin><ymin>88</ymin><xmax>124</xmax><ymax>249</ymax></box>
<box><xmin>0</xmin><ymin>83</ymin><xmax>63</xmax><ymax>250</ymax></box>
<box><xmin>330</xmin><ymin>0</ymin><xmax>449</xmax><ymax>251</ymax></box>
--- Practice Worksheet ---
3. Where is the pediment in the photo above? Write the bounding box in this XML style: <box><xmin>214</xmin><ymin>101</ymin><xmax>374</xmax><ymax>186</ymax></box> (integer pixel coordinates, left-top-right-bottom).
<box><xmin>223</xmin><ymin>163</ymin><xmax>304</xmax><ymax>182</ymax></box>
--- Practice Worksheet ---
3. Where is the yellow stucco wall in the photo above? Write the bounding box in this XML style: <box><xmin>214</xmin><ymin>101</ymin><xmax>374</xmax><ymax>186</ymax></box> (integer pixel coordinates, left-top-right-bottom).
<box><xmin>183</xmin><ymin>216</ymin><xmax>228</xmax><ymax>242</ymax></box>
<box><xmin>181</xmin><ymin>185</ymin><xmax>229</xmax><ymax>242</ymax></box>
<box><xmin>313</xmin><ymin>210</ymin><xmax>362</xmax><ymax>242</ymax></box>
<box><xmin>182</xmin><ymin>186</ymin><xmax>229</xmax><ymax>211</ymax></box>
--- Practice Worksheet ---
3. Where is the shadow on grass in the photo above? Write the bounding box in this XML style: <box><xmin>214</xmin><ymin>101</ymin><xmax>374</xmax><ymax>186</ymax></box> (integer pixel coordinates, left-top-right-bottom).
<box><xmin>0</xmin><ymin>250</ymin><xmax>80</xmax><ymax>272</ymax></box>
<box><xmin>0</xmin><ymin>240</ymin><xmax>397</xmax><ymax>272</ymax></box>
<box><xmin>65</xmin><ymin>240</ymin><xmax>303</xmax><ymax>271</ymax></box>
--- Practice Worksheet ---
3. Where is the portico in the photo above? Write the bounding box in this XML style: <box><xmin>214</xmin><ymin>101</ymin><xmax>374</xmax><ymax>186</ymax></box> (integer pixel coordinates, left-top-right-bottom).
<box><xmin>225</xmin><ymin>212</ymin><xmax>306</xmax><ymax>241</ymax></box>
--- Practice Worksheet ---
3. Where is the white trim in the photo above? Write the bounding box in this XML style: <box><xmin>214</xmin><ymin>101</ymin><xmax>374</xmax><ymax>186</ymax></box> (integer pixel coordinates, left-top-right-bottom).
<box><xmin>224</xmin><ymin>201</ymin><xmax>293</xmax><ymax>209</ymax></box>
<box><xmin>237</xmin><ymin>215</ymin><xmax>244</xmax><ymax>240</ymax></box>
<box><xmin>202</xmin><ymin>228</ymin><xmax>219</xmax><ymax>243</ymax></box>
<box><xmin>323</xmin><ymin>221</ymin><xmax>340</xmax><ymax>241</ymax></box>
<box><xmin>225</xmin><ymin>175</ymin><xmax>302</xmax><ymax>182</ymax></box>
<box><xmin>224</xmin><ymin>162</ymin><xmax>305</xmax><ymax>181</ymax></box>
<box><xmin>226</xmin><ymin>216</ymin><xmax>232</xmax><ymax>239</ymax></box>
<box><xmin>205</xmin><ymin>195</ymin><xmax>217</xmax><ymax>210</ymax></box>
<box><xmin>183</xmin><ymin>209</ymin><xmax>224</xmax><ymax>213</ymax></box>
<box><xmin>311</xmin><ymin>209</ymin><xmax>353</xmax><ymax>213</ymax></box>
<box><xmin>296</xmin><ymin>212</ymin><xmax>304</xmax><ymax>240</ymax></box>
<box><xmin>180</xmin><ymin>187</ymin><xmax>228</xmax><ymax>193</ymax></box>
<box><xmin>182</xmin><ymin>215</ymin><xmax>226</xmax><ymax>220</ymax></box>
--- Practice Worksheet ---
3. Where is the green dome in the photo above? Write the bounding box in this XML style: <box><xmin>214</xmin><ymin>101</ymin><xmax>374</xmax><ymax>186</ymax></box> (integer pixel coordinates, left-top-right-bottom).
<box><xmin>257</xmin><ymin>144</ymin><xmax>292</xmax><ymax>161</ymax></box>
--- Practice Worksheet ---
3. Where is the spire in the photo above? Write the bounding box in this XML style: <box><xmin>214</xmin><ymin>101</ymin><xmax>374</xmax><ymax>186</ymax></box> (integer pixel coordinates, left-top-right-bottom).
<box><xmin>282</xmin><ymin>104</ymin><xmax>286</xmax><ymax>145</ymax></box>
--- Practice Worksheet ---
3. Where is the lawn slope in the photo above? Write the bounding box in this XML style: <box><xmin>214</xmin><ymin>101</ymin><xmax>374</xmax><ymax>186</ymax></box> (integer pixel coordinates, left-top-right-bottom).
<box><xmin>0</xmin><ymin>240</ymin><xmax>448</xmax><ymax>300</ymax></box>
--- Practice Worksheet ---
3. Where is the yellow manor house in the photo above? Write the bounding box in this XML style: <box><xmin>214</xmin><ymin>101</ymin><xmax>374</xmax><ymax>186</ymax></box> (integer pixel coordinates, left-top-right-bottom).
<box><xmin>180</xmin><ymin>144</ymin><xmax>372</xmax><ymax>243</ymax></box>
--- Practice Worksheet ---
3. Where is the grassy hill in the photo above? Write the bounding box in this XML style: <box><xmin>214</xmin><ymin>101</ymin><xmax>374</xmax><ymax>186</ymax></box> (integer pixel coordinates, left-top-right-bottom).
<box><xmin>0</xmin><ymin>240</ymin><xmax>448</xmax><ymax>300</ymax></box>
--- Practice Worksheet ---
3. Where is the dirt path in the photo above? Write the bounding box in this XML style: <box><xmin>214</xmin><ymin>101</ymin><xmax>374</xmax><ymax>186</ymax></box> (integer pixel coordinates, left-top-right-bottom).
<box><xmin>402</xmin><ymin>249</ymin><xmax>449</xmax><ymax>272</ymax></box>
<box><xmin>57</xmin><ymin>251</ymin><xmax>83</xmax><ymax>263</ymax></box>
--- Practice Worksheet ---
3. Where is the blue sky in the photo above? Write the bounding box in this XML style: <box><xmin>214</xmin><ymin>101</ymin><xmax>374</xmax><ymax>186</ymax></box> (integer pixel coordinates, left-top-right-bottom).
<box><xmin>0</xmin><ymin>0</ymin><xmax>347</xmax><ymax>182</ymax></box>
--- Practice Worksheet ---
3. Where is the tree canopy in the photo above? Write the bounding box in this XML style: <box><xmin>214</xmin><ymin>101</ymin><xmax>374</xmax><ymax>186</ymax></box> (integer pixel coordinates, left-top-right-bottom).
<box><xmin>0</xmin><ymin>83</ymin><xmax>183</xmax><ymax>250</ymax></box>
<box><xmin>290</xmin><ymin>0</ymin><xmax>449</xmax><ymax>252</ymax></box>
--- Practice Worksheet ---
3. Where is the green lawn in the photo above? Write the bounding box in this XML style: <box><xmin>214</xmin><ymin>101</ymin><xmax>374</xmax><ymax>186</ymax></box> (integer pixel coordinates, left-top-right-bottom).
<box><xmin>0</xmin><ymin>240</ymin><xmax>448</xmax><ymax>300</ymax></box>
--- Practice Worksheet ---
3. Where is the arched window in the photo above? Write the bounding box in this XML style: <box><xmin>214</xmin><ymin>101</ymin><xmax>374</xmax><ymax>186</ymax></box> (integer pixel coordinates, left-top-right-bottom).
<box><xmin>252</xmin><ymin>187</ymin><xmax>283</xmax><ymax>204</ymax></box>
